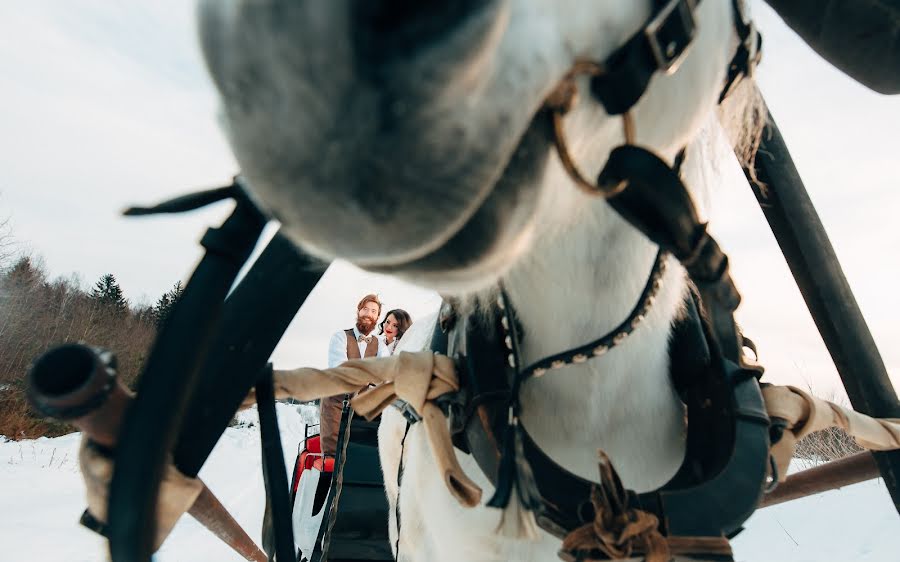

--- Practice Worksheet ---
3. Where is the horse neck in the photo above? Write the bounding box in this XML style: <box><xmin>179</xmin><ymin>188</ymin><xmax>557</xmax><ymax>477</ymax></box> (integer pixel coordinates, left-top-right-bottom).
<box><xmin>502</xmin><ymin>202</ymin><xmax>662</xmax><ymax>365</ymax></box>
<box><xmin>496</xmin><ymin>194</ymin><xmax>690</xmax><ymax>487</ymax></box>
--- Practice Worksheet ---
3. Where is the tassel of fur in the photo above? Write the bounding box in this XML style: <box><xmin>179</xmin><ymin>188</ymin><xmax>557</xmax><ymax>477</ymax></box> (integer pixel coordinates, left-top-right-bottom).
<box><xmin>487</xmin><ymin>415</ymin><xmax>544</xmax><ymax>540</ymax></box>
<box><xmin>495</xmin><ymin>491</ymin><xmax>540</xmax><ymax>540</ymax></box>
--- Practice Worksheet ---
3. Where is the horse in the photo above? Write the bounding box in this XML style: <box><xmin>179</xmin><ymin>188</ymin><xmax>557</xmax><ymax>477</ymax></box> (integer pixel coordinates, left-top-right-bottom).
<box><xmin>197</xmin><ymin>1</ymin><xmax>764</xmax><ymax>559</ymax></box>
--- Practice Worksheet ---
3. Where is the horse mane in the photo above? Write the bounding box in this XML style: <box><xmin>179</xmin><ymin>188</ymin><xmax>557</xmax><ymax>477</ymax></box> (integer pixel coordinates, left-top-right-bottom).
<box><xmin>718</xmin><ymin>78</ymin><xmax>767</xmax><ymax>178</ymax></box>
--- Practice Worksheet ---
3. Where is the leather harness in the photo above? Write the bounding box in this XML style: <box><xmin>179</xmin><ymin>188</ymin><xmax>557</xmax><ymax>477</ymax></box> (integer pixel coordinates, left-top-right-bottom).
<box><xmin>395</xmin><ymin>0</ymin><xmax>772</xmax><ymax>559</ymax></box>
<box><xmin>428</xmin><ymin>289</ymin><xmax>770</xmax><ymax>559</ymax></box>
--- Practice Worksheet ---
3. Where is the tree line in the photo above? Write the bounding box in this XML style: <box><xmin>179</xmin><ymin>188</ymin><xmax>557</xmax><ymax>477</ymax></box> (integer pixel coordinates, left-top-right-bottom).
<box><xmin>0</xmin><ymin>255</ymin><xmax>182</xmax><ymax>439</ymax></box>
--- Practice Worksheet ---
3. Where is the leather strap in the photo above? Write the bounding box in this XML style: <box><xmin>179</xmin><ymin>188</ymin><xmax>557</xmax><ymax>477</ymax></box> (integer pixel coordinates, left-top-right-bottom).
<box><xmin>394</xmin><ymin>421</ymin><xmax>412</xmax><ymax>558</ymax></box>
<box><xmin>600</xmin><ymin>145</ymin><xmax>747</xmax><ymax>364</ymax></box>
<box><xmin>719</xmin><ymin>0</ymin><xmax>762</xmax><ymax>102</ymax></box>
<box><xmin>437</xmin><ymin>132</ymin><xmax>766</xmax><ymax>551</ymax></box>
<box><xmin>256</xmin><ymin>364</ymin><xmax>295</xmax><ymax>562</ymax></box>
<box><xmin>591</xmin><ymin>0</ymin><xmax>700</xmax><ymax>115</ymax></box>
<box><xmin>442</xmin><ymin>295</ymin><xmax>769</xmax><ymax>551</ymax></box>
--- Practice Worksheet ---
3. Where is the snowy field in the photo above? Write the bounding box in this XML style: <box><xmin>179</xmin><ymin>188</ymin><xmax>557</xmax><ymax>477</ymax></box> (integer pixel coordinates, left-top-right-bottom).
<box><xmin>2</xmin><ymin>404</ymin><xmax>897</xmax><ymax>562</ymax></box>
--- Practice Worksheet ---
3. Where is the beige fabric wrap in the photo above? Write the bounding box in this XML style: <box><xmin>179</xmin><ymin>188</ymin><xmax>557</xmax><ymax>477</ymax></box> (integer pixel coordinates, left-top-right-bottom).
<box><xmin>246</xmin><ymin>354</ymin><xmax>900</xmax><ymax>512</ymax></box>
<box><xmin>79</xmin><ymin>440</ymin><xmax>204</xmax><ymax>550</ymax></box>
<box><xmin>244</xmin><ymin>350</ymin><xmax>482</xmax><ymax>507</ymax></box>
<box><xmin>762</xmin><ymin>384</ymin><xmax>900</xmax><ymax>482</ymax></box>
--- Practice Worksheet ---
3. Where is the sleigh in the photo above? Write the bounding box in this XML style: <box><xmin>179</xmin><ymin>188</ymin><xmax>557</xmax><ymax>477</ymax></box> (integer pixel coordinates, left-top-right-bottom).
<box><xmin>283</xmin><ymin>404</ymin><xmax>393</xmax><ymax>562</ymax></box>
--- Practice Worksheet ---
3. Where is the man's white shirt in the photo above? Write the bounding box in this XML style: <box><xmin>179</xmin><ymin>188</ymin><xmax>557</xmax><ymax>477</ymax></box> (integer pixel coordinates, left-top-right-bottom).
<box><xmin>327</xmin><ymin>326</ymin><xmax>390</xmax><ymax>368</ymax></box>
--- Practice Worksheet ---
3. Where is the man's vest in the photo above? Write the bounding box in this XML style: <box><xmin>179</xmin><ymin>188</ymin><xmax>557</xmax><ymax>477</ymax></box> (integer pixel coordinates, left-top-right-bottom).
<box><xmin>320</xmin><ymin>329</ymin><xmax>379</xmax><ymax>455</ymax></box>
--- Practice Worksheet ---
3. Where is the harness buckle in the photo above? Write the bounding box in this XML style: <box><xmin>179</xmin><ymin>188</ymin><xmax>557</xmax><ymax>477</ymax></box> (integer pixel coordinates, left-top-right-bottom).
<box><xmin>391</xmin><ymin>399</ymin><xmax>423</xmax><ymax>424</ymax></box>
<box><xmin>645</xmin><ymin>0</ymin><xmax>697</xmax><ymax>75</ymax></box>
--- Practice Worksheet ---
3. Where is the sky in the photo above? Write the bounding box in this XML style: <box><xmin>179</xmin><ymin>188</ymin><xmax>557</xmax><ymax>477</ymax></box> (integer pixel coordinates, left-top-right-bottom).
<box><xmin>0</xmin><ymin>1</ymin><xmax>898</xmax><ymax>399</ymax></box>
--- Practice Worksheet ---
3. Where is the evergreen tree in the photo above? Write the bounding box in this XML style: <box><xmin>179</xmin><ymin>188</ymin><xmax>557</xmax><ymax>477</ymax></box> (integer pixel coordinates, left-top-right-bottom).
<box><xmin>3</xmin><ymin>257</ymin><xmax>42</xmax><ymax>293</ymax></box>
<box><xmin>168</xmin><ymin>281</ymin><xmax>183</xmax><ymax>303</ymax></box>
<box><xmin>90</xmin><ymin>273</ymin><xmax>128</xmax><ymax>315</ymax></box>
<box><xmin>134</xmin><ymin>304</ymin><xmax>156</xmax><ymax>326</ymax></box>
<box><xmin>153</xmin><ymin>281</ymin><xmax>184</xmax><ymax>328</ymax></box>
<box><xmin>154</xmin><ymin>292</ymin><xmax>171</xmax><ymax>327</ymax></box>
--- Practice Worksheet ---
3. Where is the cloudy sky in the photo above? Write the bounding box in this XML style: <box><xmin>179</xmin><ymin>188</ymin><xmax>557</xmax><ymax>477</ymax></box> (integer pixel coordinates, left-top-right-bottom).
<box><xmin>1</xmin><ymin>2</ymin><xmax>898</xmax><ymax>399</ymax></box>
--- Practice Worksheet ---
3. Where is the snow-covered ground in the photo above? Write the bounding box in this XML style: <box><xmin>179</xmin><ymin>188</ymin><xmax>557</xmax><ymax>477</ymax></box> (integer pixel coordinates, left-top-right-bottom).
<box><xmin>0</xmin><ymin>403</ymin><xmax>315</xmax><ymax>562</ymax></box>
<box><xmin>733</xmin><ymin>475</ymin><xmax>898</xmax><ymax>562</ymax></box>
<box><xmin>2</xmin><ymin>405</ymin><xmax>897</xmax><ymax>561</ymax></box>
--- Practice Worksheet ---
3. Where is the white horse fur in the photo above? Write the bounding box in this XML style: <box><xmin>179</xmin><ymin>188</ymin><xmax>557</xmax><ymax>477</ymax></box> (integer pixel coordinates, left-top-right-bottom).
<box><xmin>199</xmin><ymin>1</ymin><xmax>763</xmax><ymax>560</ymax></box>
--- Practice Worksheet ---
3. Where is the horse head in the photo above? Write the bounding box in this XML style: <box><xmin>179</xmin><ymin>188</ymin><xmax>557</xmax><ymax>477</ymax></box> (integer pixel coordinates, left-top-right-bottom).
<box><xmin>199</xmin><ymin>0</ymin><xmax>739</xmax><ymax>292</ymax></box>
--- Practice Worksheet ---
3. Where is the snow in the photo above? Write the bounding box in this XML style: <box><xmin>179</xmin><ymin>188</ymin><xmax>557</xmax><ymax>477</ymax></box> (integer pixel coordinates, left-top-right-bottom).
<box><xmin>0</xmin><ymin>403</ymin><xmax>316</xmax><ymax>562</ymax></box>
<box><xmin>2</xmin><ymin>406</ymin><xmax>897</xmax><ymax>561</ymax></box>
<box><xmin>731</xmin><ymin>470</ymin><xmax>900</xmax><ymax>562</ymax></box>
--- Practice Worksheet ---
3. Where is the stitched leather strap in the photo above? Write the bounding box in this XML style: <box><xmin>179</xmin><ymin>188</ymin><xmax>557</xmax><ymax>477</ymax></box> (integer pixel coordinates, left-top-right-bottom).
<box><xmin>591</xmin><ymin>0</ymin><xmax>700</xmax><ymax>115</ymax></box>
<box><xmin>600</xmin><ymin>145</ymin><xmax>746</xmax><ymax>364</ymax></box>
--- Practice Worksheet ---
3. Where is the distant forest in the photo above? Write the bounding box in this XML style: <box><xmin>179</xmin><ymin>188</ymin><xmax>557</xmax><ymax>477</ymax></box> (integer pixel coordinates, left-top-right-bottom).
<box><xmin>0</xmin><ymin>247</ymin><xmax>182</xmax><ymax>439</ymax></box>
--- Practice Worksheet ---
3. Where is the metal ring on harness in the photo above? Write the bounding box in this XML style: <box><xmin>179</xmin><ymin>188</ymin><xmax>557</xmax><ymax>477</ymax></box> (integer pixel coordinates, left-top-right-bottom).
<box><xmin>545</xmin><ymin>61</ymin><xmax>635</xmax><ymax>198</ymax></box>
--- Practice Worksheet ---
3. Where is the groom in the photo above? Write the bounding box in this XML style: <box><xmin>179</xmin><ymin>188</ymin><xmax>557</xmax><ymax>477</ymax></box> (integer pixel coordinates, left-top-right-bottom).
<box><xmin>320</xmin><ymin>293</ymin><xmax>387</xmax><ymax>455</ymax></box>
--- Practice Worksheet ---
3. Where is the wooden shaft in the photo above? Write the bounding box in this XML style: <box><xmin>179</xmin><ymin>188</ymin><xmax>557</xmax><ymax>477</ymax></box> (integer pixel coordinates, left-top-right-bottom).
<box><xmin>189</xmin><ymin>485</ymin><xmax>268</xmax><ymax>562</ymax></box>
<box><xmin>27</xmin><ymin>345</ymin><xmax>267</xmax><ymax>562</ymax></box>
<box><xmin>745</xmin><ymin>102</ymin><xmax>900</xmax><ymax>512</ymax></box>
<box><xmin>759</xmin><ymin>452</ymin><xmax>880</xmax><ymax>508</ymax></box>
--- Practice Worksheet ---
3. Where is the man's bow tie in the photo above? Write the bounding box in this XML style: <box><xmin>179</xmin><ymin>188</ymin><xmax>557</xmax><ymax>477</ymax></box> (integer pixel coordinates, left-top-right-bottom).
<box><xmin>357</xmin><ymin>335</ymin><xmax>373</xmax><ymax>344</ymax></box>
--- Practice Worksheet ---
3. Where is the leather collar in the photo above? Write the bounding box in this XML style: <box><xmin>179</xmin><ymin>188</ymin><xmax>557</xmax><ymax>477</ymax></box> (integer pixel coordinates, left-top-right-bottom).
<box><xmin>435</xmin><ymin>290</ymin><xmax>770</xmax><ymax>557</ymax></box>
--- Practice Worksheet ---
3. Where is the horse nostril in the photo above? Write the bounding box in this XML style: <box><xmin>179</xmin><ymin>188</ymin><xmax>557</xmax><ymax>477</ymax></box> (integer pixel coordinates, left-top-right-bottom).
<box><xmin>352</xmin><ymin>0</ymin><xmax>496</xmax><ymax>64</ymax></box>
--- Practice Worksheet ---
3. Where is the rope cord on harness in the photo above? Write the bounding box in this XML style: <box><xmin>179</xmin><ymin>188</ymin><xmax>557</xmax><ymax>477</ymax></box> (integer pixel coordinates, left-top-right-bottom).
<box><xmin>513</xmin><ymin>250</ymin><xmax>668</xmax><ymax>381</ymax></box>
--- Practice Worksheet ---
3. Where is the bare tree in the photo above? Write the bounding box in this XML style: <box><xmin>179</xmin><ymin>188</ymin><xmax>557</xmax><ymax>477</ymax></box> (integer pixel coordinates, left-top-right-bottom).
<box><xmin>0</xmin><ymin>250</ymin><xmax>163</xmax><ymax>439</ymax></box>
<box><xmin>0</xmin><ymin>216</ymin><xmax>14</xmax><ymax>270</ymax></box>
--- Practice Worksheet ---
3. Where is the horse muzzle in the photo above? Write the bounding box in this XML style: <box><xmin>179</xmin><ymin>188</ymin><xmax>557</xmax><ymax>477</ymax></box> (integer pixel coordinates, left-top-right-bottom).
<box><xmin>199</xmin><ymin>0</ymin><xmax>522</xmax><ymax>271</ymax></box>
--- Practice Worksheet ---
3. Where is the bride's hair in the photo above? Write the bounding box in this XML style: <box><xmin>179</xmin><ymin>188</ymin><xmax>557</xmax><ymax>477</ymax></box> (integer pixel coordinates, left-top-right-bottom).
<box><xmin>379</xmin><ymin>309</ymin><xmax>412</xmax><ymax>340</ymax></box>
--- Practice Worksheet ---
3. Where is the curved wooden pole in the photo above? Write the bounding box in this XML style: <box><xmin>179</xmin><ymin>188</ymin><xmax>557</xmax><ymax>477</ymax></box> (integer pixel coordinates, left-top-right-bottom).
<box><xmin>760</xmin><ymin>452</ymin><xmax>880</xmax><ymax>508</ymax></box>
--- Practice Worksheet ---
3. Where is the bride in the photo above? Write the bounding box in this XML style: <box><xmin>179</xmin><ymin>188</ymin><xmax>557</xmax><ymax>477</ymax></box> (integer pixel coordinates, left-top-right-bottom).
<box><xmin>378</xmin><ymin>309</ymin><xmax>412</xmax><ymax>356</ymax></box>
